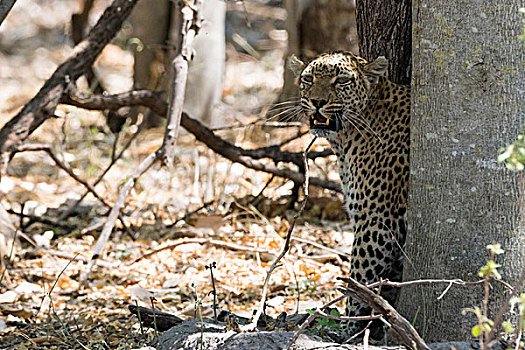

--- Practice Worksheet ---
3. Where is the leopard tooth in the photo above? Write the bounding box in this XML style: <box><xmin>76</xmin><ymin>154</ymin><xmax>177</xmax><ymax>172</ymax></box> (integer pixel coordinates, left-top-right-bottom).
<box><xmin>313</xmin><ymin>120</ymin><xmax>318</xmax><ymax>125</ymax></box>
<box><xmin>326</xmin><ymin>119</ymin><xmax>330</xmax><ymax>125</ymax></box>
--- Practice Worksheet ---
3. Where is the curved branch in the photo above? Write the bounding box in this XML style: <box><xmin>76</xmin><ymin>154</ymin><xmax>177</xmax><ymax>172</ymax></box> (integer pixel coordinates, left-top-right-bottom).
<box><xmin>62</xmin><ymin>89</ymin><xmax>342</xmax><ymax>193</ymax></box>
<box><xmin>0</xmin><ymin>0</ymin><xmax>138</xmax><ymax>159</ymax></box>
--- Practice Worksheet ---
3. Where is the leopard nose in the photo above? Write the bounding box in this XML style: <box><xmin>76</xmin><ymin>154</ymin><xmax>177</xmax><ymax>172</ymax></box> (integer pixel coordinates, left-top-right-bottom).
<box><xmin>311</xmin><ymin>99</ymin><xmax>328</xmax><ymax>109</ymax></box>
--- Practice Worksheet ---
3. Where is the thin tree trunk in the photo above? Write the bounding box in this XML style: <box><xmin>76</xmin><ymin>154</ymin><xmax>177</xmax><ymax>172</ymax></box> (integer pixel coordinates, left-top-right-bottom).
<box><xmin>280</xmin><ymin>0</ymin><xmax>358</xmax><ymax>102</ymax></box>
<box><xmin>355</xmin><ymin>0</ymin><xmax>411</xmax><ymax>85</ymax></box>
<box><xmin>398</xmin><ymin>1</ymin><xmax>524</xmax><ymax>341</ymax></box>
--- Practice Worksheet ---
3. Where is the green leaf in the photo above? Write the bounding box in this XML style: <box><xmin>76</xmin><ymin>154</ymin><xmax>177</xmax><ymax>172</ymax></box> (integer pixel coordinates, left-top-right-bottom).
<box><xmin>330</xmin><ymin>309</ymin><xmax>340</xmax><ymax>317</ymax></box>
<box><xmin>306</xmin><ymin>309</ymin><xmax>315</xmax><ymax>315</ymax></box>
<box><xmin>471</xmin><ymin>325</ymin><xmax>481</xmax><ymax>337</ymax></box>
<box><xmin>502</xmin><ymin>321</ymin><xmax>515</xmax><ymax>333</ymax></box>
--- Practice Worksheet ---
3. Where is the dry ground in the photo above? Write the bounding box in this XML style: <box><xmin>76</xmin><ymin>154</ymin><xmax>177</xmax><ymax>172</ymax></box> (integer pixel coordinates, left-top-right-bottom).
<box><xmin>0</xmin><ymin>1</ymin><xmax>353</xmax><ymax>348</ymax></box>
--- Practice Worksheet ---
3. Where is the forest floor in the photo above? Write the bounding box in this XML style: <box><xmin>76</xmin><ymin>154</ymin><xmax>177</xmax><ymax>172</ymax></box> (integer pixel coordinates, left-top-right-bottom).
<box><xmin>0</xmin><ymin>1</ymin><xmax>352</xmax><ymax>349</ymax></box>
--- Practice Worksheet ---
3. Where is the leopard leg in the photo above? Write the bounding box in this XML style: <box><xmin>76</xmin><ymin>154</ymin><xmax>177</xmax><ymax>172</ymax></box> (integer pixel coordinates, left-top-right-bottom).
<box><xmin>341</xmin><ymin>216</ymin><xmax>406</xmax><ymax>340</ymax></box>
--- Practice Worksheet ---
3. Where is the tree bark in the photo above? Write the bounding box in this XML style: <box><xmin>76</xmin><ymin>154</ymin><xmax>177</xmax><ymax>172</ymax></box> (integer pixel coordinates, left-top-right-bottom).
<box><xmin>397</xmin><ymin>1</ymin><xmax>525</xmax><ymax>341</ymax></box>
<box><xmin>280</xmin><ymin>0</ymin><xmax>358</xmax><ymax>102</ymax></box>
<box><xmin>355</xmin><ymin>0</ymin><xmax>411</xmax><ymax>85</ymax></box>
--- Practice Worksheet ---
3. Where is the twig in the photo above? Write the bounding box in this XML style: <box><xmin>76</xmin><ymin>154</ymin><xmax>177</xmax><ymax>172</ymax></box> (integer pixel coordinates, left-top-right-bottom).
<box><xmin>58</xmin><ymin>101</ymin><xmax>143</xmax><ymax>220</ymax></box>
<box><xmin>338</xmin><ymin>276</ymin><xmax>430</xmax><ymax>350</ymax></box>
<box><xmin>243</xmin><ymin>137</ymin><xmax>317</xmax><ymax>332</ymax></box>
<box><xmin>61</xmin><ymin>90</ymin><xmax>341</xmax><ymax>192</ymax></box>
<box><xmin>250</xmin><ymin>175</ymin><xmax>275</xmax><ymax>204</ymax></box>
<box><xmin>79</xmin><ymin>152</ymin><xmax>157</xmax><ymax>282</ymax></box>
<box><xmin>291</xmin><ymin>236</ymin><xmax>352</xmax><ymax>259</ymax></box>
<box><xmin>128</xmin><ymin>237</ymin><xmax>276</xmax><ymax>265</ymax></box>
<box><xmin>6</xmin><ymin>208</ymin><xmax>73</xmax><ymax>230</ymax></box>
<box><xmin>36</xmin><ymin>252</ymin><xmax>80</xmax><ymax>318</ymax></box>
<box><xmin>366</xmin><ymin>277</ymin><xmax>515</xmax><ymax>293</ymax></box>
<box><xmin>11</xmin><ymin>143</ymin><xmax>134</xmax><ymax>238</ymax></box>
<box><xmin>12</xmin><ymin>144</ymin><xmax>110</xmax><ymax>207</ymax></box>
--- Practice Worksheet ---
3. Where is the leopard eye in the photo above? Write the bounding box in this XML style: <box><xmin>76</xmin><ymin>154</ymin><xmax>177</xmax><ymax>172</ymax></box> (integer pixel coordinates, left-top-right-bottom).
<box><xmin>301</xmin><ymin>74</ymin><xmax>314</xmax><ymax>83</ymax></box>
<box><xmin>334</xmin><ymin>75</ymin><xmax>353</xmax><ymax>85</ymax></box>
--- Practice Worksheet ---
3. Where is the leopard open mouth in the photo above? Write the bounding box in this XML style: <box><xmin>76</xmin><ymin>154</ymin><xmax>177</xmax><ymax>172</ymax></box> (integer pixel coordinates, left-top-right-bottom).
<box><xmin>309</xmin><ymin>112</ymin><xmax>340</xmax><ymax>132</ymax></box>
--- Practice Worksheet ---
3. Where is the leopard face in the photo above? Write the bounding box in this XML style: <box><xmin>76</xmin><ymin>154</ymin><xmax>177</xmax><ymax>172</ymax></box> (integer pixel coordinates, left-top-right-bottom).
<box><xmin>290</xmin><ymin>51</ymin><xmax>410</xmax><ymax>339</ymax></box>
<box><xmin>290</xmin><ymin>51</ymin><xmax>388</xmax><ymax>138</ymax></box>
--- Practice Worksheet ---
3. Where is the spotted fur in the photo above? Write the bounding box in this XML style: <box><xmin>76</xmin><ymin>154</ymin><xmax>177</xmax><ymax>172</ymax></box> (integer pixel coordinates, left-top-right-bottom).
<box><xmin>290</xmin><ymin>51</ymin><xmax>410</xmax><ymax>337</ymax></box>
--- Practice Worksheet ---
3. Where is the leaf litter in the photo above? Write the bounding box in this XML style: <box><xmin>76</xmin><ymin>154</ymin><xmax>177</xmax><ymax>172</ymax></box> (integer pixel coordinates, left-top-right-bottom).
<box><xmin>0</xmin><ymin>0</ymin><xmax>352</xmax><ymax>348</ymax></box>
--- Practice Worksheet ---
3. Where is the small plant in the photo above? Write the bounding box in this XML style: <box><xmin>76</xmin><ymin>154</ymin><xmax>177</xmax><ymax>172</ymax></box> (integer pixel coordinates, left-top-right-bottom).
<box><xmin>206</xmin><ymin>261</ymin><xmax>219</xmax><ymax>321</ymax></box>
<box><xmin>462</xmin><ymin>244</ymin><xmax>504</xmax><ymax>350</ymax></box>
<box><xmin>306</xmin><ymin>308</ymin><xmax>341</xmax><ymax>334</ymax></box>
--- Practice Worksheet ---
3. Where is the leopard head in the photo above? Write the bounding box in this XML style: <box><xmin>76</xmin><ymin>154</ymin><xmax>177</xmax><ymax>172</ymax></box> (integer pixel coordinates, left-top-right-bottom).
<box><xmin>289</xmin><ymin>52</ymin><xmax>388</xmax><ymax>137</ymax></box>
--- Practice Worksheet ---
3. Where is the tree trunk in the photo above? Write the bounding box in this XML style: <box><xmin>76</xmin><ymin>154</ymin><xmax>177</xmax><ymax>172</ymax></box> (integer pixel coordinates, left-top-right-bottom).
<box><xmin>279</xmin><ymin>0</ymin><xmax>358</xmax><ymax>102</ymax></box>
<box><xmin>398</xmin><ymin>1</ymin><xmax>525</xmax><ymax>341</ymax></box>
<box><xmin>130</xmin><ymin>0</ymin><xmax>171</xmax><ymax>128</ymax></box>
<box><xmin>170</xmin><ymin>0</ymin><xmax>225</xmax><ymax>127</ymax></box>
<box><xmin>355</xmin><ymin>0</ymin><xmax>411</xmax><ymax>85</ymax></box>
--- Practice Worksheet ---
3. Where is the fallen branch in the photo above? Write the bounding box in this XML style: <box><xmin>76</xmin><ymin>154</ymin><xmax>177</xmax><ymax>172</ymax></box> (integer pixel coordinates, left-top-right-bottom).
<box><xmin>11</xmin><ymin>143</ymin><xmax>134</xmax><ymax>238</ymax></box>
<box><xmin>62</xmin><ymin>89</ymin><xmax>341</xmax><ymax>192</ymax></box>
<box><xmin>0</xmin><ymin>0</ymin><xmax>139</xmax><ymax>164</ymax></box>
<box><xmin>338</xmin><ymin>276</ymin><xmax>430</xmax><ymax>350</ymax></box>
<box><xmin>128</xmin><ymin>237</ymin><xmax>277</xmax><ymax>265</ymax></box>
<box><xmin>128</xmin><ymin>304</ymin><xmax>183</xmax><ymax>332</ymax></box>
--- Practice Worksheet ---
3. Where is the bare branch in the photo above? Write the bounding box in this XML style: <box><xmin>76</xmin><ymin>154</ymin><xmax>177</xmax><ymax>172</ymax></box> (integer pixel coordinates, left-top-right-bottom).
<box><xmin>62</xmin><ymin>89</ymin><xmax>341</xmax><ymax>192</ymax></box>
<box><xmin>158</xmin><ymin>0</ymin><xmax>203</xmax><ymax>167</ymax></box>
<box><xmin>0</xmin><ymin>0</ymin><xmax>139</xmax><ymax>164</ymax></box>
<box><xmin>338</xmin><ymin>277</ymin><xmax>430</xmax><ymax>350</ymax></box>
<box><xmin>128</xmin><ymin>237</ymin><xmax>277</xmax><ymax>265</ymax></box>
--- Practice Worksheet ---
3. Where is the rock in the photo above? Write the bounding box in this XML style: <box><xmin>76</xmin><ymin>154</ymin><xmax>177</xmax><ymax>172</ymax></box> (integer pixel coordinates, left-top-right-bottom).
<box><xmin>149</xmin><ymin>318</ymin><xmax>404</xmax><ymax>350</ymax></box>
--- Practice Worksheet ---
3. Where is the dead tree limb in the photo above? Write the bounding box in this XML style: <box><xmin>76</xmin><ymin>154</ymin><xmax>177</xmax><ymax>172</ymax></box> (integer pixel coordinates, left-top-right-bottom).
<box><xmin>338</xmin><ymin>277</ymin><xmax>430</xmax><ymax>350</ymax></box>
<box><xmin>128</xmin><ymin>304</ymin><xmax>183</xmax><ymax>331</ymax></box>
<box><xmin>62</xmin><ymin>89</ymin><xmax>341</xmax><ymax>192</ymax></box>
<box><xmin>0</xmin><ymin>0</ymin><xmax>138</xmax><ymax>167</ymax></box>
<box><xmin>158</xmin><ymin>0</ymin><xmax>203</xmax><ymax>167</ymax></box>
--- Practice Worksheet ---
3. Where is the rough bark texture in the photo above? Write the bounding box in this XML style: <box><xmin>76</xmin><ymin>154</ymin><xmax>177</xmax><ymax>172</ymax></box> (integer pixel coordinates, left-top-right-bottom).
<box><xmin>397</xmin><ymin>1</ymin><xmax>525</xmax><ymax>341</ymax></box>
<box><xmin>355</xmin><ymin>0</ymin><xmax>411</xmax><ymax>85</ymax></box>
<box><xmin>280</xmin><ymin>0</ymin><xmax>358</xmax><ymax>102</ymax></box>
<box><xmin>130</xmin><ymin>0</ymin><xmax>171</xmax><ymax>128</ymax></box>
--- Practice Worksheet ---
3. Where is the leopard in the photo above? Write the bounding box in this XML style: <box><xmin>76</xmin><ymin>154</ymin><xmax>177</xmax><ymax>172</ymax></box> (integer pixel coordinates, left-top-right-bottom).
<box><xmin>289</xmin><ymin>51</ymin><xmax>410</xmax><ymax>339</ymax></box>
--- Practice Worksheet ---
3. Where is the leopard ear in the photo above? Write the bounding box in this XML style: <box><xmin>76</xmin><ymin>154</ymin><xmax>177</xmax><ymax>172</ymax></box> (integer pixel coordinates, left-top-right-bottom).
<box><xmin>288</xmin><ymin>54</ymin><xmax>306</xmax><ymax>77</ymax></box>
<box><xmin>363</xmin><ymin>56</ymin><xmax>388</xmax><ymax>84</ymax></box>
